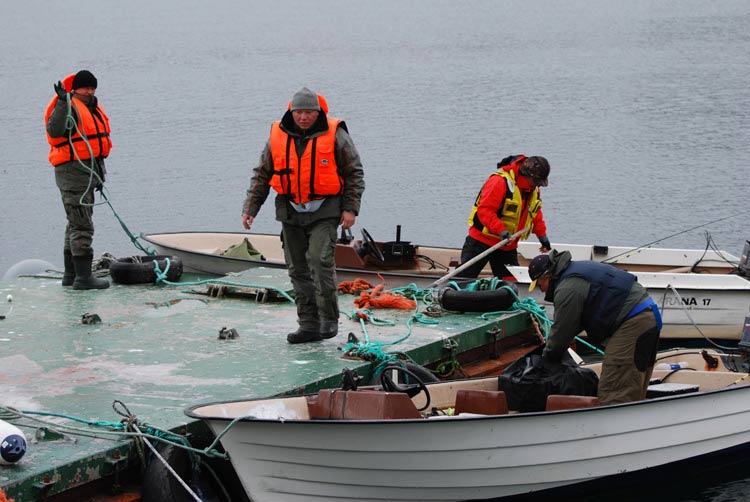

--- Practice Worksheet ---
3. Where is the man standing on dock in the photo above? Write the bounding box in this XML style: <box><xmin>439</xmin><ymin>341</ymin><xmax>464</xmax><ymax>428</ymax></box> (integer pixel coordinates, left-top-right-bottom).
<box><xmin>460</xmin><ymin>155</ymin><xmax>552</xmax><ymax>280</ymax></box>
<box><xmin>241</xmin><ymin>87</ymin><xmax>365</xmax><ymax>344</ymax></box>
<box><xmin>527</xmin><ymin>250</ymin><xmax>662</xmax><ymax>404</ymax></box>
<box><xmin>45</xmin><ymin>70</ymin><xmax>111</xmax><ymax>290</ymax></box>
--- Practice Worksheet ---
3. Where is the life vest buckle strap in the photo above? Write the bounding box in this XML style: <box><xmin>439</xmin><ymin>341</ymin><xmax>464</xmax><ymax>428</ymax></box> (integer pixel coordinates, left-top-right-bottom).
<box><xmin>626</xmin><ymin>297</ymin><xmax>663</xmax><ymax>330</ymax></box>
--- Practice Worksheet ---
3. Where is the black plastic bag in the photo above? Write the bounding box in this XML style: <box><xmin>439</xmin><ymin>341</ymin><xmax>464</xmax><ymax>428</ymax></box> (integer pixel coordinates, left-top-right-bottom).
<box><xmin>498</xmin><ymin>345</ymin><xmax>598</xmax><ymax>412</ymax></box>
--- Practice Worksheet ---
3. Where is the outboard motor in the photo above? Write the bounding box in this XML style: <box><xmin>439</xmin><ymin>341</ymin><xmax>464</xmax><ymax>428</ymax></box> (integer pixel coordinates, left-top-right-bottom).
<box><xmin>739</xmin><ymin>311</ymin><xmax>750</xmax><ymax>373</ymax></box>
<box><xmin>738</xmin><ymin>240</ymin><xmax>750</xmax><ymax>278</ymax></box>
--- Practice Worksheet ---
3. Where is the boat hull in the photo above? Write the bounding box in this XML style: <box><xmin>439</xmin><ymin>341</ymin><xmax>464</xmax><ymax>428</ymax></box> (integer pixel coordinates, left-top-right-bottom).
<box><xmin>191</xmin><ymin>384</ymin><xmax>750</xmax><ymax>502</ymax></box>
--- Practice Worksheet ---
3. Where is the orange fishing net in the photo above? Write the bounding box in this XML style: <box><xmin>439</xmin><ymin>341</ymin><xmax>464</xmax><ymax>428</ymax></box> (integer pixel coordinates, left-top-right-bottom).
<box><xmin>0</xmin><ymin>488</ymin><xmax>15</xmax><ymax>502</ymax></box>
<box><xmin>353</xmin><ymin>284</ymin><xmax>416</xmax><ymax>311</ymax></box>
<box><xmin>337</xmin><ymin>278</ymin><xmax>374</xmax><ymax>294</ymax></box>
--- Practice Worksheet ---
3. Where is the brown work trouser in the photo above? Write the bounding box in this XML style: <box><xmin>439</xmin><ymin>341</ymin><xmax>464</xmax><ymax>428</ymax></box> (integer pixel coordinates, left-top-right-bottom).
<box><xmin>597</xmin><ymin>309</ymin><xmax>660</xmax><ymax>405</ymax></box>
<box><xmin>281</xmin><ymin>218</ymin><xmax>339</xmax><ymax>332</ymax></box>
<box><xmin>55</xmin><ymin>162</ymin><xmax>97</xmax><ymax>256</ymax></box>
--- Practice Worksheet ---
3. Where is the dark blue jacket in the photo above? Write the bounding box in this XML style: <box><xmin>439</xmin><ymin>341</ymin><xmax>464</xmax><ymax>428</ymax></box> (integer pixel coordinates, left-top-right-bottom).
<box><xmin>558</xmin><ymin>261</ymin><xmax>636</xmax><ymax>343</ymax></box>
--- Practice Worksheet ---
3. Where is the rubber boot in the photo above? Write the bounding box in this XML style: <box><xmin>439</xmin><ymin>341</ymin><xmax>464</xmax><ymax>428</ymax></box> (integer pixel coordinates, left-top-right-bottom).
<box><xmin>286</xmin><ymin>329</ymin><xmax>321</xmax><ymax>344</ymax></box>
<box><xmin>72</xmin><ymin>254</ymin><xmax>110</xmax><ymax>290</ymax></box>
<box><xmin>319</xmin><ymin>319</ymin><xmax>338</xmax><ymax>340</ymax></box>
<box><xmin>62</xmin><ymin>249</ymin><xmax>75</xmax><ymax>287</ymax></box>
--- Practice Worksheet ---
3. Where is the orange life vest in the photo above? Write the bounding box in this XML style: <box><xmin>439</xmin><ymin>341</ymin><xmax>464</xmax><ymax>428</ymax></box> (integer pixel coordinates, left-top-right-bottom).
<box><xmin>268</xmin><ymin>118</ymin><xmax>343</xmax><ymax>204</ymax></box>
<box><xmin>44</xmin><ymin>74</ymin><xmax>112</xmax><ymax>167</ymax></box>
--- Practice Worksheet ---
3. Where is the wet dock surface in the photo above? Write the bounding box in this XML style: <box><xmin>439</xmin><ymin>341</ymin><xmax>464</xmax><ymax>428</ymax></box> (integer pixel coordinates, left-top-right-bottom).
<box><xmin>0</xmin><ymin>270</ymin><xmax>525</xmax><ymax>500</ymax></box>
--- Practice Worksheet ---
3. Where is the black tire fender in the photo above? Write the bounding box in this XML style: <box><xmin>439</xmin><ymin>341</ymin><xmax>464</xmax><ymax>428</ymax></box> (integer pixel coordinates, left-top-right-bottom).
<box><xmin>369</xmin><ymin>362</ymin><xmax>440</xmax><ymax>386</ymax></box>
<box><xmin>141</xmin><ymin>443</ymin><xmax>222</xmax><ymax>502</ymax></box>
<box><xmin>439</xmin><ymin>281</ymin><xmax>518</xmax><ymax>313</ymax></box>
<box><xmin>109</xmin><ymin>255</ymin><xmax>183</xmax><ymax>285</ymax></box>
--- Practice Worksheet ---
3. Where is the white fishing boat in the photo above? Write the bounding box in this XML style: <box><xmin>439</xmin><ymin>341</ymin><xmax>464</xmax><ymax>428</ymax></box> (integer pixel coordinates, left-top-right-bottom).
<box><xmin>186</xmin><ymin>349</ymin><xmax>750</xmax><ymax>502</ymax></box>
<box><xmin>141</xmin><ymin>230</ymin><xmax>750</xmax><ymax>340</ymax></box>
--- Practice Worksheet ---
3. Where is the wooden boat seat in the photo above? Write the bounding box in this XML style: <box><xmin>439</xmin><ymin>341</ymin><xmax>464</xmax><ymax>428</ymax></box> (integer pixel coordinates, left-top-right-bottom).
<box><xmin>454</xmin><ymin>389</ymin><xmax>509</xmax><ymax>415</ymax></box>
<box><xmin>335</xmin><ymin>242</ymin><xmax>366</xmax><ymax>269</ymax></box>
<box><xmin>306</xmin><ymin>389</ymin><xmax>421</xmax><ymax>420</ymax></box>
<box><xmin>545</xmin><ymin>395</ymin><xmax>601</xmax><ymax>411</ymax></box>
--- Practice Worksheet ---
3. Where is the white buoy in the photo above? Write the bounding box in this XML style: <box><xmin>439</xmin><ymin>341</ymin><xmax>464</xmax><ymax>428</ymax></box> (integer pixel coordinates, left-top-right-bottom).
<box><xmin>0</xmin><ymin>419</ymin><xmax>26</xmax><ymax>464</ymax></box>
<box><xmin>6</xmin><ymin>295</ymin><xmax>11</xmax><ymax>302</ymax></box>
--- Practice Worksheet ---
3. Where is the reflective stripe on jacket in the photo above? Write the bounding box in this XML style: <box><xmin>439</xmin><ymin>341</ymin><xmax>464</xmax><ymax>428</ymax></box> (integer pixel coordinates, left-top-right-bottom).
<box><xmin>45</xmin><ymin>92</ymin><xmax>112</xmax><ymax>167</ymax></box>
<box><xmin>467</xmin><ymin>167</ymin><xmax>542</xmax><ymax>240</ymax></box>
<box><xmin>268</xmin><ymin>118</ymin><xmax>343</xmax><ymax>205</ymax></box>
<box><xmin>558</xmin><ymin>261</ymin><xmax>636</xmax><ymax>342</ymax></box>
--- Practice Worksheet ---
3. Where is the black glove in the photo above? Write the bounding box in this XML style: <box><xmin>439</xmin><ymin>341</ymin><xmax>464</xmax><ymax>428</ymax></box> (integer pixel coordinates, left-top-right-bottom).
<box><xmin>539</xmin><ymin>235</ymin><xmax>551</xmax><ymax>250</ymax></box>
<box><xmin>94</xmin><ymin>163</ymin><xmax>105</xmax><ymax>192</ymax></box>
<box><xmin>54</xmin><ymin>81</ymin><xmax>68</xmax><ymax>101</ymax></box>
<box><xmin>500</xmin><ymin>230</ymin><xmax>511</xmax><ymax>241</ymax></box>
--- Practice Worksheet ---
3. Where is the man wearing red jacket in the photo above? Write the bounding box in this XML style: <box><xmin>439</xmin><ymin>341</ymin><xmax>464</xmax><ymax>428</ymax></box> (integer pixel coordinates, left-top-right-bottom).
<box><xmin>460</xmin><ymin>155</ymin><xmax>551</xmax><ymax>279</ymax></box>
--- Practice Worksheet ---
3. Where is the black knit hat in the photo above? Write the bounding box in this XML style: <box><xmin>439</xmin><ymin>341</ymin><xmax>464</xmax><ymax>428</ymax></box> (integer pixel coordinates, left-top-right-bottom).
<box><xmin>72</xmin><ymin>70</ymin><xmax>97</xmax><ymax>90</ymax></box>
<box><xmin>519</xmin><ymin>156</ymin><xmax>550</xmax><ymax>186</ymax></box>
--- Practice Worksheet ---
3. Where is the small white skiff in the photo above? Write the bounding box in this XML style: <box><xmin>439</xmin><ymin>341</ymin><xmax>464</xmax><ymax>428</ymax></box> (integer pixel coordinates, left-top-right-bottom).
<box><xmin>187</xmin><ymin>349</ymin><xmax>750</xmax><ymax>502</ymax></box>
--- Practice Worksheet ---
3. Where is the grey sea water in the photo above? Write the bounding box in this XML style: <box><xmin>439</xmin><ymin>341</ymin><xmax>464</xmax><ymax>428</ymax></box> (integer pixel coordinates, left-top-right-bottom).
<box><xmin>1</xmin><ymin>0</ymin><xmax>749</xmax><ymax>498</ymax></box>
<box><xmin>1</xmin><ymin>0</ymin><xmax>748</xmax><ymax>279</ymax></box>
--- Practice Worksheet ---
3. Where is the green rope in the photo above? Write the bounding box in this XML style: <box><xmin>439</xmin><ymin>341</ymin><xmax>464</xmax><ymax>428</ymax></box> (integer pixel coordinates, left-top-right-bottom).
<box><xmin>441</xmin><ymin>278</ymin><xmax>628</xmax><ymax>359</ymax></box>
<box><xmin>0</xmin><ymin>403</ymin><xmax>228</xmax><ymax>460</ymax></box>
<box><xmin>446</xmin><ymin>277</ymin><xmax>506</xmax><ymax>292</ymax></box>
<box><xmin>60</xmin><ymin>93</ymin><xmax>155</xmax><ymax>256</ymax></box>
<box><xmin>388</xmin><ymin>283</ymin><xmax>443</xmax><ymax>323</ymax></box>
<box><xmin>390</xmin><ymin>282</ymin><xmax>439</xmax><ymax>307</ymax></box>
<box><xmin>479</xmin><ymin>286</ymin><xmax>552</xmax><ymax>334</ymax></box>
<box><xmin>434</xmin><ymin>338</ymin><xmax>462</xmax><ymax>378</ymax></box>
<box><xmin>341</xmin><ymin>309</ymin><xmax>402</xmax><ymax>368</ymax></box>
<box><xmin>101</xmin><ymin>192</ymin><xmax>154</xmax><ymax>255</ymax></box>
<box><xmin>340</xmin><ymin>284</ymin><xmax>440</xmax><ymax>373</ymax></box>
<box><xmin>14</xmin><ymin>406</ymin><xmax>191</xmax><ymax>448</ymax></box>
<box><xmin>16</xmin><ymin>409</ymin><xmax>125</xmax><ymax>430</ymax></box>
<box><xmin>478</xmin><ymin>285</ymin><xmax>605</xmax><ymax>356</ymax></box>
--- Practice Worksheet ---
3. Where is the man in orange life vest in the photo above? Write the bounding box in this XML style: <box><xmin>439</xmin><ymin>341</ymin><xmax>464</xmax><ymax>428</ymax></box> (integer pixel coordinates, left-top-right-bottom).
<box><xmin>460</xmin><ymin>155</ymin><xmax>552</xmax><ymax>279</ymax></box>
<box><xmin>45</xmin><ymin>70</ymin><xmax>112</xmax><ymax>290</ymax></box>
<box><xmin>242</xmin><ymin>87</ymin><xmax>365</xmax><ymax>344</ymax></box>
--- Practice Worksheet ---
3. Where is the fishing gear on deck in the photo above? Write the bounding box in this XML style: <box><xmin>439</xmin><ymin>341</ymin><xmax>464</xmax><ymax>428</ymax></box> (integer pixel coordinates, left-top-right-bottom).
<box><xmin>427</xmin><ymin>227</ymin><xmax>527</xmax><ymax>289</ymax></box>
<box><xmin>438</xmin><ymin>278</ymin><xmax>518</xmax><ymax>313</ymax></box>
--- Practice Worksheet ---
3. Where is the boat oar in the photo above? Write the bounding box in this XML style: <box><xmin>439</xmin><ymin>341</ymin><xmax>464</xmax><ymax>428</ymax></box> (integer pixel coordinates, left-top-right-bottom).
<box><xmin>427</xmin><ymin>228</ymin><xmax>527</xmax><ymax>289</ymax></box>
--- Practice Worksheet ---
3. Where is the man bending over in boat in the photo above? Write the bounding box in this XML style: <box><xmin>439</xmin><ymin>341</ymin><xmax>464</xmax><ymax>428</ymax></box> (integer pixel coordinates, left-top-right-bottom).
<box><xmin>460</xmin><ymin>155</ymin><xmax>551</xmax><ymax>280</ymax></box>
<box><xmin>241</xmin><ymin>87</ymin><xmax>365</xmax><ymax>344</ymax></box>
<box><xmin>528</xmin><ymin>251</ymin><xmax>662</xmax><ymax>404</ymax></box>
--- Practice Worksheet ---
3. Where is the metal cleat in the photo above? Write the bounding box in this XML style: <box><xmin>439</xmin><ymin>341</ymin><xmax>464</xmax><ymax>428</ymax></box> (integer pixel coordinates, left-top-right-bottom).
<box><xmin>218</xmin><ymin>327</ymin><xmax>239</xmax><ymax>340</ymax></box>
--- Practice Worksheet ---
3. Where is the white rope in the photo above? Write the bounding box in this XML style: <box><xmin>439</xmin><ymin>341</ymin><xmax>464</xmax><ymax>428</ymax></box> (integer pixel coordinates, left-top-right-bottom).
<box><xmin>131</xmin><ymin>422</ymin><xmax>203</xmax><ymax>502</ymax></box>
<box><xmin>664</xmin><ymin>284</ymin><xmax>737</xmax><ymax>352</ymax></box>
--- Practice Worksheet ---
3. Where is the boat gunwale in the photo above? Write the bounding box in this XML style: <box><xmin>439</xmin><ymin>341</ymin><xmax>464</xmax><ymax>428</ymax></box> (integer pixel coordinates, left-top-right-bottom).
<box><xmin>184</xmin><ymin>376</ymin><xmax>750</xmax><ymax>425</ymax></box>
<box><xmin>141</xmin><ymin>231</ymin><xmax>284</xmax><ymax>266</ymax></box>
<box><xmin>141</xmin><ymin>230</ymin><xmax>480</xmax><ymax>280</ymax></box>
<box><xmin>143</xmin><ymin>231</ymin><xmax>746</xmax><ymax>283</ymax></box>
